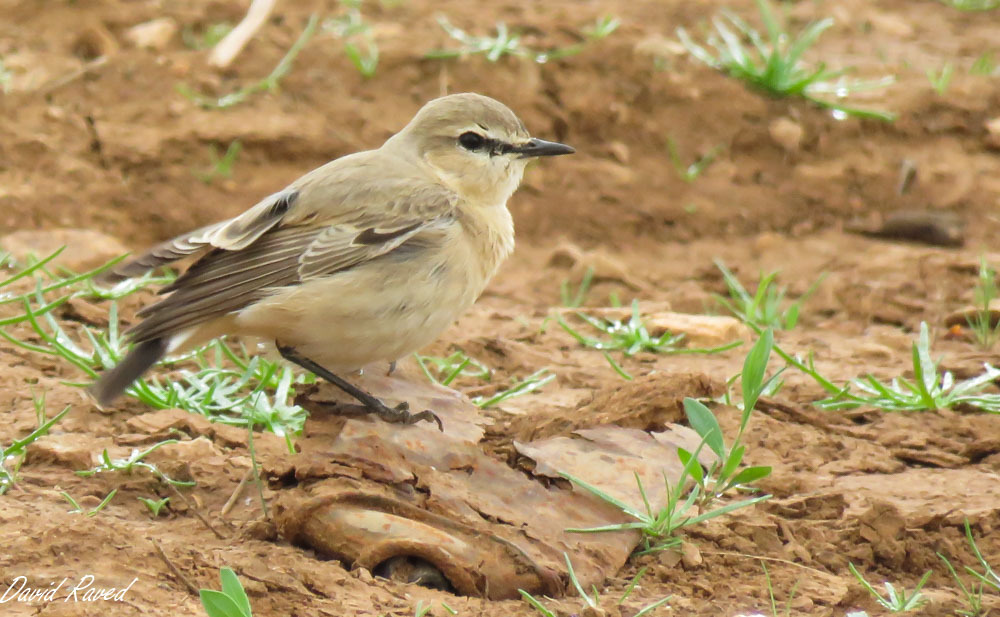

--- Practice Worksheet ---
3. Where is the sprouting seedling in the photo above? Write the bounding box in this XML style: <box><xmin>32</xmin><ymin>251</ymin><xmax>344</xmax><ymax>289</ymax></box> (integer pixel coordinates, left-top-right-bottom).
<box><xmin>680</xmin><ymin>330</ymin><xmax>775</xmax><ymax>507</ymax></box>
<box><xmin>427</xmin><ymin>14</ymin><xmax>619</xmax><ymax>64</ymax></box>
<box><xmin>138</xmin><ymin>496</ymin><xmax>171</xmax><ymax>517</ymax></box>
<box><xmin>558</xmin><ymin>299</ymin><xmax>742</xmax><ymax>357</ymax></box>
<box><xmin>926</xmin><ymin>62</ymin><xmax>954</xmax><ymax>95</ymax></box>
<box><xmin>762</xmin><ymin>561</ymin><xmax>800</xmax><ymax>617</ymax></box>
<box><xmin>427</xmin><ymin>16</ymin><xmax>521</xmax><ymax>62</ymax></box>
<box><xmin>748</xmin><ymin>319</ymin><xmax>1000</xmax><ymax>413</ymax></box>
<box><xmin>181</xmin><ymin>22</ymin><xmax>233</xmax><ymax>50</ymax></box>
<box><xmin>0</xmin><ymin>395</ymin><xmax>71</xmax><ymax>495</ymax></box>
<box><xmin>677</xmin><ymin>0</ymin><xmax>896</xmax><ymax>121</ymax></box>
<box><xmin>414</xmin><ymin>350</ymin><xmax>491</xmax><ymax>386</ymax></box>
<box><xmin>195</xmin><ymin>140</ymin><xmax>242</xmax><ymax>184</ymax></box>
<box><xmin>938</xmin><ymin>552</ymin><xmax>984</xmax><ymax>617</ymax></box>
<box><xmin>473</xmin><ymin>369</ymin><xmax>554</xmax><ymax>408</ymax></box>
<box><xmin>965</xmin><ymin>256</ymin><xmax>1000</xmax><ymax>349</ymax></box>
<box><xmin>961</xmin><ymin>520</ymin><xmax>1000</xmax><ymax>592</ymax></box>
<box><xmin>937</xmin><ymin>518</ymin><xmax>999</xmax><ymax>615</ymax></box>
<box><xmin>519</xmin><ymin>555</ymin><xmax>670</xmax><ymax>617</ymax></box>
<box><xmin>667</xmin><ymin>138</ymin><xmax>724</xmax><ymax>183</ymax></box>
<box><xmin>563</xmin><ymin>333</ymin><xmax>775</xmax><ymax>550</ymax></box>
<box><xmin>415</xmin><ymin>351</ymin><xmax>550</xmax><ymax>407</ymax></box>
<box><xmin>848</xmin><ymin>563</ymin><xmax>931</xmax><ymax>613</ymax></box>
<box><xmin>811</xmin><ymin>322</ymin><xmax>1000</xmax><ymax>412</ymax></box>
<box><xmin>61</xmin><ymin>489</ymin><xmax>118</xmax><ymax>517</ymax></box>
<box><xmin>324</xmin><ymin>0</ymin><xmax>379</xmax><ymax>78</ymax></box>
<box><xmin>563</xmin><ymin>463</ymin><xmax>769</xmax><ymax>555</ymax></box>
<box><xmin>200</xmin><ymin>567</ymin><xmax>253</xmax><ymax>617</ymax></box>
<box><xmin>560</xmin><ymin>266</ymin><xmax>595</xmax><ymax>308</ymax></box>
<box><xmin>713</xmin><ymin>260</ymin><xmax>825</xmax><ymax>330</ymax></box>
<box><xmin>970</xmin><ymin>51</ymin><xmax>996</xmax><ymax>76</ymax></box>
<box><xmin>76</xmin><ymin>440</ymin><xmax>196</xmax><ymax>487</ymax></box>
<box><xmin>177</xmin><ymin>14</ymin><xmax>318</xmax><ymax>109</ymax></box>
<box><xmin>0</xmin><ymin>248</ymin><xmax>134</xmax><ymax>325</ymax></box>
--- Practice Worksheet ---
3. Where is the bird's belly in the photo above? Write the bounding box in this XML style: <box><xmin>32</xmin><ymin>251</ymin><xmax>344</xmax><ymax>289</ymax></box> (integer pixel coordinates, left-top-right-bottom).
<box><xmin>233</xmin><ymin>252</ymin><xmax>483</xmax><ymax>371</ymax></box>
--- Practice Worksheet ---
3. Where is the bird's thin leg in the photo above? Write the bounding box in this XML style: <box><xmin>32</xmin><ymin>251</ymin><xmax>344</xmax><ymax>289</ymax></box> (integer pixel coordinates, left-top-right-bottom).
<box><xmin>277</xmin><ymin>344</ymin><xmax>442</xmax><ymax>431</ymax></box>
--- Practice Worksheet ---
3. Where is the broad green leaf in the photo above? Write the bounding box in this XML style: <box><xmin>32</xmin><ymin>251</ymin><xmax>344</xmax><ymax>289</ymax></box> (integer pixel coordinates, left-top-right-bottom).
<box><xmin>200</xmin><ymin>590</ymin><xmax>245</xmax><ymax>617</ymax></box>
<box><xmin>683</xmin><ymin>398</ymin><xmax>725</xmax><ymax>458</ymax></box>
<box><xmin>219</xmin><ymin>568</ymin><xmax>251</xmax><ymax>617</ymax></box>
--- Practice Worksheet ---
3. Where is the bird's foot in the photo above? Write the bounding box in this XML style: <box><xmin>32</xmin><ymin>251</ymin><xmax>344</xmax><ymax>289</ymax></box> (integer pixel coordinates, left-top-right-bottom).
<box><xmin>369</xmin><ymin>399</ymin><xmax>443</xmax><ymax>432</ymax></box>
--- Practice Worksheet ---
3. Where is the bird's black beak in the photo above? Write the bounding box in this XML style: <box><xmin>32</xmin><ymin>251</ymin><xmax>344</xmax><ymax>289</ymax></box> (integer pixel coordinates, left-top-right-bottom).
<box><xmin>512</xmin><ymin>137</ymin><xmax>575</xmax><ymax>158</ymax></box>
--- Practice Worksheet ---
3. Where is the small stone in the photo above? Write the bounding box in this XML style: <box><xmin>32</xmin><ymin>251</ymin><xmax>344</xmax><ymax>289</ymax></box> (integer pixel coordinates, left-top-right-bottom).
<box><xmin>680</xmin><ymin>541</ymin><xmax>703</xmax><ymax>568</ymax></box>
<box><xmin>769</xmin><ymin>117</ymin><xmax>803</xmax><ymax>153</ymax></box>
<box><xmin>353</xmin><ymin>567</ymin><xmax>373</xmax><ymax>584</ymax></box>
<box><xmin>644</xmin><ymin>312</ymin><xmax>749</xmax><ymax>347</ymax></box>
<box><xmin>125</xmin><ymin>18</ymin><xmax>178</xmax><ymax>51</ymax></box>
<box><xmin>866</xmin><ymin>13</ymin><xmax>914</xmax><ymax>38</ymax></box>
<box><xmin>26</xmin><ymin>433</ymin><xmax>108</xmax><ymax>470</ymax></box>
<box><xmin>634</xmin><ymin>34</ymin><xmax>686</xmax><ymax>59</ymax></box>
<box><xmin>0</xmin><ymin>228</ymin><xmax>129</xmax><ymax>272</ymax></box>
<box><xmin>581</xmin><ymin>606</ymin><xmax>608</xmax><ymax>617</ymax></box>
<box><xmin>657</xmin><ymin>548</ymin><xmax>683</xmax><ymax>568</ymax></box>
<box><xmin>607</xmin><ymin>141</ymin><xmax>630</xmax><ymax>165</ymax></box>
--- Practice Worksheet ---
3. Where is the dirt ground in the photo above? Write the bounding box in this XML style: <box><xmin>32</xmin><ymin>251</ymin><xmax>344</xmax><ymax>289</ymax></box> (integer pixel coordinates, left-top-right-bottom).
<box><xmin>2</xmin><ymin>0</ymin><xmax>1000</xmax><ymax>615</ymax></box>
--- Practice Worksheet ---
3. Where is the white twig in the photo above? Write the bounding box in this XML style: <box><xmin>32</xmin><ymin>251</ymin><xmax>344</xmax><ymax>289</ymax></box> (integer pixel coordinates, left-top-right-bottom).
<box><xmin>208</xmin><ymin>0</ymin><xmax>278</xmax><ymax>68</ymax></box>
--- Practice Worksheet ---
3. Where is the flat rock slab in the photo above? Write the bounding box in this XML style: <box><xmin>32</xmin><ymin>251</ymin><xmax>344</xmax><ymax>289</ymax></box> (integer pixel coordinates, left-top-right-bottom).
<box><xmin>267</xmin><ymin>364</ymin><xmax>697</xmax><ymax>600</ymax></box>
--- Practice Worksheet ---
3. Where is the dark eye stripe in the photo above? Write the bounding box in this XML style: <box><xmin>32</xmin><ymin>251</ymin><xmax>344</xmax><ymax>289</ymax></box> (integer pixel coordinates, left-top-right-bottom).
<box><xmin>458</xmin><ymin>132</ymin><xmax>515</xmax><ymax>157</ymax></box>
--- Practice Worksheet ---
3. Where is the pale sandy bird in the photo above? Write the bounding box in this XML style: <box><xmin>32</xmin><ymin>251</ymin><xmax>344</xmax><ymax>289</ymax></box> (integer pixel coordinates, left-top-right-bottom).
<box><xmin>90</xmin><ymin>93</ymin><xmax>574</xmax><ymax>428</ymax></box>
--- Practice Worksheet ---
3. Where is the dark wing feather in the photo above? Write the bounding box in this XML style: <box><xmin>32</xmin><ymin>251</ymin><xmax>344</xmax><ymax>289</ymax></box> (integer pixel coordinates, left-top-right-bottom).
<box><xmin>126</xmin><ymin>217</ymin><xmax>439</xmax><ymax>344</ymax></box>
<box><xmin>127</xmin><ymin>226</ymin><xmax>317</xmax><ymax>343</ymax></box>
<box><xmin>102</xmin><ymin>189</ymin><xmax>298</xmax><ymax>283</ymax></box>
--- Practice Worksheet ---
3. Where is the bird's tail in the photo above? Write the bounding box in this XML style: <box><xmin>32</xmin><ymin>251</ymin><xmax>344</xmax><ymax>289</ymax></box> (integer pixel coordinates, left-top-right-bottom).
<box><xmin>89</xmin><ymin>338</ymin><xmax>168</xmax><ymax>407</ymax></box>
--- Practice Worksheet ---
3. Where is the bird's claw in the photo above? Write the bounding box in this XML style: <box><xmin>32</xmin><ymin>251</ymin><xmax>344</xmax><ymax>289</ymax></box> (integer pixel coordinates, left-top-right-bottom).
<box><xmin>370</xmin><ymin>399</ymin><xmax>443</xmax><ymax>431</ymax></box>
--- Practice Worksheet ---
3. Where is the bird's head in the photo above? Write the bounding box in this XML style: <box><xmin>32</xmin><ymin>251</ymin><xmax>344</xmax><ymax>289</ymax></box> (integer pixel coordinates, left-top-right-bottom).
<box><xmin>387</xmin><ymin>93</ymin><xmax>574</xmax><ymax>206</ymax></box>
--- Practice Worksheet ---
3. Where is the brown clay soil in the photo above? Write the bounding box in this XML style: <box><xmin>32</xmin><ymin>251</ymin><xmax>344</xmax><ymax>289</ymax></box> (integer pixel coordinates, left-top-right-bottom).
<box><xmin>2</xmin><ymin>0</ymin><xmax>1000</xmax><ymax>615</ymax></box>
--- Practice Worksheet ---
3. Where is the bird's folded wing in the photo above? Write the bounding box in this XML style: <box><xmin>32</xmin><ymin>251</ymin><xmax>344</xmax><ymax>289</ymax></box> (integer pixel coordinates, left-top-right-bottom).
<box><xmin>104</xmin><ymin>189</ymin><xmax>299</xmax><ymax>281</ymax></box>
<box><xmin>126</xmin><ymin>213</ymin><xmax>448</xmax><ymax>343</ymax></box>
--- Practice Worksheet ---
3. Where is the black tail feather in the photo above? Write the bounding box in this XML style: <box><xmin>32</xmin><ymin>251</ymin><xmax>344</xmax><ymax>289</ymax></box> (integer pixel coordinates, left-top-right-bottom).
<box><xmin>89</xmin><ymin>338</ymin><xmax>168</xmax><ymax>406</ymax></box>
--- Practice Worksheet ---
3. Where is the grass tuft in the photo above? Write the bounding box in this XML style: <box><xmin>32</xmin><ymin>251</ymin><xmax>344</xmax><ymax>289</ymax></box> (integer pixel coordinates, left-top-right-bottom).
<box><xmin>428</xmin><ymin>15</ymin><xmax>619</xmax><ymax>64</ymax></box>
<box><xmin>1</xmin><ymin>252</ymin><xmax>311</xmax><ymax>451</ymax></box>
<box><xmin>519</xmin><ymin>554</ymin><xmax>669</xmax><ymax>617</ymax></box>
<box><xmin>195</xmin><ymin>140</ymin><xmax>242</xmax><ymax>184</ymax></box>
<box><xmin>667</xmin><ymin>138</ymin><xmax>724</xmax><ymax>183</ymax></box>
<box><xmin>677</xmin><ymin>0</ymin><xmax>896</xmax><ymax>121</ymax></box>
<box><xmin>558</xmin><ymin>299</ymin><xmax>742</xmax><ymax>361</ymax></box>
<box><xmin>177</xmin><ymin>15</ymin><xmax>318</xmax><ymax>109</ymax></box>
<box><xmin>848</xmin><ymin>563</ymin><xmax>931</xmax><ymax>613</ymax></box>
<box><xmin>0</xmin><ymin>394</ymin><xmax>71</xmax><ymax>495</ymax></box>
<box><xmin>562</xmin><ymin>331</ymin><xmax>775</xmax><ymax>552</ymax></box>
<box><xmin>713</xmin><ymin>260</ymin><xmax>825</xmax><ymax>331</ymax></box>
<box><xmin>965</xmin><ymin>256</ymin><xmax>1000</xmax><ymax>349</ymax></box>
<box><xmin>324</xmin><ymin>0</ymin><xmax>380</xmax><ymax>78</ymax></box>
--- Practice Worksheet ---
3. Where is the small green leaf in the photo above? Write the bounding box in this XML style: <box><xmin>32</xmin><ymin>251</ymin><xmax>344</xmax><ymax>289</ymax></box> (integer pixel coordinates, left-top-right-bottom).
<box><xmin>729</xmin><ymin>465</ymin><xmax>772</xmax><ymax>486</ymax></box>
<box><xmin>676</xmin><ymin>447</ymin><xmax>704</xmax><ymax>486</ymax></box>
<box><xmin>683</xmin><ymin>398</ymin><xmax>725</xmax><ymax>458</ymax></box>
<box><xmin>219</xmin><ymin>568</ymin><xmax>251</xmax><ymax>617</ymax></box>
<box><xmin>200</xmin><ymin>590</ymin><xmax>245</xmax><ymax>617</ymax></box>
<box><xmin>742</xmin><ymin>329</ymin><xmax>773</xmax><ymax>411</ymax></box>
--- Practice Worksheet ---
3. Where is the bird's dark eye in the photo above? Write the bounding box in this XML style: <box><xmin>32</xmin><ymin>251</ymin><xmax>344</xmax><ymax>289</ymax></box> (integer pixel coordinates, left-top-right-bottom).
<box><xmin>458</xmin><ymin>132</ymin><xmax>486</xmax><ymax>151</ymax></box>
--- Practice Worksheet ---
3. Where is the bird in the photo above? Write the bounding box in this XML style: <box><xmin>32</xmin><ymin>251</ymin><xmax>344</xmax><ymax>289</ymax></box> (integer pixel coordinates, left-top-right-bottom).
<box><xmin>90</xmin><ymin>92</ymin><xmax>575</xmax><ymax>429</ymax></box>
